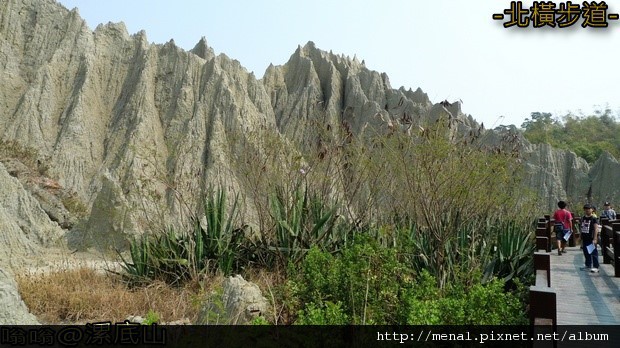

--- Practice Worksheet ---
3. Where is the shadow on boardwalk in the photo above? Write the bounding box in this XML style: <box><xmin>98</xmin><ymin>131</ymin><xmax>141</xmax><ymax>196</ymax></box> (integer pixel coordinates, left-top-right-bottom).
<box><xmin>550</xmin><ymin>246</ymin><xmax>620</xmax><ymax>325</ymax></box>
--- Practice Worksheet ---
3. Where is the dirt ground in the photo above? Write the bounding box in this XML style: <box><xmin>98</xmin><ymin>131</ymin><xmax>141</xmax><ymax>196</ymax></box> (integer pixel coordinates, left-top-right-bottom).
<box><xmin>4</xmin><ymin>244</ymin><xmax>124</xmax><ymax>279</ymax></box>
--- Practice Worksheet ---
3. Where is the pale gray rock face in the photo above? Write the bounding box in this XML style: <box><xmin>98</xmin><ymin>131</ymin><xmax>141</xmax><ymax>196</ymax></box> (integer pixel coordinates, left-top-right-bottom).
<box><xmin>2</xmin><ymin>0</ymin><xmax>277</xmax><ymax>250</ymax></box>
<box><xmin>4</xmin><ymin>0</ymin><xmax>620</xmax><ymax>327</ymax></box>
<box><xmin>0</xmin><ymin>162</ymin><xmax>60</xmax><ymax>324</ymax></box>
<box><xmin>486</xmin><ymin>126</ymin><xmax>620</xmax><ymax>211</ymax></box>
<box><xmin>72</xmin><ymin>171</ymin><xmax>134</xmax><ymax>251</ymax></box>
<box><xmin>523</xmin><ymin>143</ymin><xmax>591</xmax><ymax>210</ymax></box>
<box><xmin>589</xmin><ymin>152</ymin><xmax>620</xmax><ymax>206</ymax></box>
<box><xmin>197</xmin><ymin>275</ymin><xmax>268</xmax><ymax>324</ymax></box>
<box><xmin>0</xmin><ymin>268</ymin><xmax>40</xmax><ymax>324</ymax></box>
<box><xmin>2</xmin><ymin>0</ymin><xmax>620</xmax><ymax>254</ymax></box>
<box><xmin>0</xmin><ymin>163</ymin><xmax>64</xmax><ymax>266</ymax></box>
<box><xmin>262</xmin><ymin>41</ymin><xmax>448</xmax><ymax>145</ymax></box>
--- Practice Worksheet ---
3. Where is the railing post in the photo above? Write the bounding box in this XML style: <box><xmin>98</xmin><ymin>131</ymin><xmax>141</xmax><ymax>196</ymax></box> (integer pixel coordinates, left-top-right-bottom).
<box><xmin>529</xmin><ymin>286</ymin><xmax>557</xmax><ymax>328</ymax></box>
<box><xmin>530</xmin><ymin>234</ymin><xmax>556</xmax><ymax>343</ymax></box>
<box><xmin>545</xmin><ymin>216</ymin><xmax>552</xmax><ymax>252</ymax></box>
<box><xmin>613</xmin><ymin>223</ymin><xmax>620</xmax><ymax>278</ymax></box>
<box><xmin>571</xmin><ymin>217</ymin><xmax>581</xmax><ymax>247</ymax></box>
<box><xmin>534</xmin><ymin>252</ymin><xmax>551</xmax><ymax>287</ymax></box>
<box><xmin>536</xmin><ymin>227</ymin><xmax>549</xmax><ymax>252</ymax></box>
<box><xmin>601</xmin><ymin>218</ymin><xmax>611</xmax><ymax>264</ymax></box>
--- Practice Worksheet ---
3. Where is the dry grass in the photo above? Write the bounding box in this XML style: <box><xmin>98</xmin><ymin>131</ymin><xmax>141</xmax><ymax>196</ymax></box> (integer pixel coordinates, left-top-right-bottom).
<box><xmin>241</xmin><ymin>267</ymin><xmax>290</xmax><ymax>324</ymax></box>
<box><xmin>15</xmin><ymin>268</ymin><xmax>221</xmax><ymax>324</ymax></box>
<box><xmin>0</xmin><ymin>139</ymin><xmax>49</xmax><ymax>178</ymax></box>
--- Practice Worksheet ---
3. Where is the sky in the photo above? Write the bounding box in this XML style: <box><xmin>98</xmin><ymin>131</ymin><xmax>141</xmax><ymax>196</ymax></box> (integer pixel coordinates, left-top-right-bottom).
<box><xmin>56</xmin><ymin>0</ymin><xmax>620</xmax><ymax>128</ymax></box>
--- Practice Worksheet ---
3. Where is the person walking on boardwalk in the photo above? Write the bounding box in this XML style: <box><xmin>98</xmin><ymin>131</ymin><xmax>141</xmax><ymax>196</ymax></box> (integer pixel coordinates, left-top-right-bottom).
<box><xmin>601</xmin><ymin>202</ymin><xmax>616</xmax><ymax>220</ymax></box>
<box><xmin>552</xmin><ymin>200</ymin><xmax>572</xmax><ymax>256</ymax></box>
<box><xmin>580</xmin><ymin>203</ymin><xmax>600</xmax><ymax>273</ymax></box>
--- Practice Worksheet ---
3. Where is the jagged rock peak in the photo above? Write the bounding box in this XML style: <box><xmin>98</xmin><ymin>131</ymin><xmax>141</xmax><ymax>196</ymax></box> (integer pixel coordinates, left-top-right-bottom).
<box><xmin>133</xmin><ymin>29</ymin><xmax>147</xmax><ymax>41</ymax></box>
<box><xmin>290</xmin><ymin>42</ymin><xmax>436</xmax><ymax>106</ymax></box>
<box><xmin>165</xmin><ymin>38</ymin><xmax>176</xmax><ymax>47</ymax></box>
<box><xmin>297</xmin><ymin>41</ymin><xmax>364</xmax><ymax>71</ymax></box>
<box><xmin>400</xmin><ymin>87</ymin><xmax>431</xmax><ymax>106</ymax></box>
<box><xmin>94</xmin><ymin>21</ymin><xmax>130</xmax><ymax>40</ymax></box>
<box><xmin>190</xmin><ymin>36</ymin><xmax>215</xmax><ymax>61</ymax></box>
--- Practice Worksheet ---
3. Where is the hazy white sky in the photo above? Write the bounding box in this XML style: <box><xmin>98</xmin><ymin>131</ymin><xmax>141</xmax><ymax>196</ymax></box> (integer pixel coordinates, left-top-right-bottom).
<box><xmin>56</xmin><ymin>0</ymin><xmax>620</xmax><ymax>128</ymax></box>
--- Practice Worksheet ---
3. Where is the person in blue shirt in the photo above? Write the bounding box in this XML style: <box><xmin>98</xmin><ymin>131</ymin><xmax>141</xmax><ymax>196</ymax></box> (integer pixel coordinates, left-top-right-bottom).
<box><xmin>600</xmin><ymin>202</ymin><xmax>617</xmax><ymax>221</ymax></box>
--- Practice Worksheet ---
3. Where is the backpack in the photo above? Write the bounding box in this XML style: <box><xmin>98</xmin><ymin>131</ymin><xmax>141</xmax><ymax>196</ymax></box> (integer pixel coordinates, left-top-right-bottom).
<box><xmin>554</xmin><ymin>209</ymin><xmax>569</xmax><ymax>233</ymax></box>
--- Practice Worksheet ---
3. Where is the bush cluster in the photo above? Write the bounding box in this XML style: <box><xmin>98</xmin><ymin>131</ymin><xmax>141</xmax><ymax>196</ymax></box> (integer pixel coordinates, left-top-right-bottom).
<box><xmin>118</xmin><ymin>116</ymin><xmax>538</xmax><ymax>324</ymax></box>
<box><xmin>288</xmin><ymin>235</ymin><xmax>529</xmax><ymax>325</ymax></box>
<box><xmin>521</xmin><ymin>110</ymin><xmax>620</xmax><ymax>163</ymax></box>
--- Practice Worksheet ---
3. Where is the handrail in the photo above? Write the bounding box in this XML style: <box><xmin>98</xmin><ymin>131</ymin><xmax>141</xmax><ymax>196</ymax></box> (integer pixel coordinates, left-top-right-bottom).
<box><xmin>530</xmin><ymin>221</ymin><xmax>556</xmax><ymax>329</ymax></box>
<box><xmin>612</xmin><ymin>222</ymin><xmax>620</xmax><ymax>277</ymax></box>
<box><xmin>600</xmin><ymin>218</ymin><xmax>620</xmax><ymax>277</ymax></box>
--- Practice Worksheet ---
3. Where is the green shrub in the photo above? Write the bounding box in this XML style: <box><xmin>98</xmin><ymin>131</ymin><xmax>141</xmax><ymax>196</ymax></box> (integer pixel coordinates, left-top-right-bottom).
<box><xmin>521</xmin><ymin>110</ymin><xmax>620</xmax><ymax>163</ymax></box>
<box><xmin>289</xmin><ymin>237</ymin><xmax>414</xmax><ymax>324</ymax></box>
<box><xmin>402</xmin><ymin>272</ymin><xmax>527</xmax><ymax>325</ymax></box>
<box><xmin>144</xmin><ymin>309</ymin><xmax>160</xmax><ymax>325</ymax></box>
<box><xmin>118</xmin><ymin>227</ymin><xmax>191</xmax><ymax>285</ymax></box>
<box><xmin>290</xmin><ymin>239</ymin><xmax>528</xmax><ymax>325</ymax></box>
<box><xmin>462</xmin><ymin>279</ymin><xmax>525</xmax><ymax>325</ymax></box>
<box><xmin>196</xmin><ymin>289</ymin><xmax>227</xmax><ymax>325</ymax></box>
<box><xmin>251</xmin><ymin>316</ymin><xmax>270</xmax><ymax>325</ymax></box>
<box><xmin>193</xmin><ymin>187</ymin><xmax>242</xmax><ymax>276</ymax></box>
<box><xmin>400</xmin><ymin>270</ymin><xmax>442</xmax><ymax>324</ymax></box>
<box><xmin>399</xmin><ymin>217</ymin><xmax>534</xmax><ymax>290</ymax></box>
<box><xmin>295</xmin><ymin>301</ymin><xmax>349</xmax><ymax>325</ymax></box>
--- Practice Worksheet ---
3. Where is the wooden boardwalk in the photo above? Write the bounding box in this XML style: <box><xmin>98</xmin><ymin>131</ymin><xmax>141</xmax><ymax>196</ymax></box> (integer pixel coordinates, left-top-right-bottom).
<box><xmin>549</xmin><ymin>245</ymin><xmax>620</xmax><ymax>324</ymax></box>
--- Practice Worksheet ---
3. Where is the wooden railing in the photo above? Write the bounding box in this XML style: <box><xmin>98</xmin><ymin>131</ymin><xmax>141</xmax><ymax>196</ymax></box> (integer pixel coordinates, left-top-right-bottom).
<box><xmin>530</xmin><ymin>214</ymin><xmax>618</xmax><ymax>331</ymax></box>
<box><xmin>534</xmin><ymin>252</ymin><xmax>551</xmax><ymax>287</ymax></box>
<box><xmin>600</xmin><ymin>218</ymin><xmax>620</xmax><ymax>277</ymax></box>
<box><xmin>541</xmin><ymin>214</ymin><xmax>581</xmax><ymax>252</ymax></box>
<box><xmin>536</xmin><ymin>214</ymin><xmax>579</xmax><ymax>253</ymax></box>
<box><xmin>535</xmin><ymin>217</ymin><xmax>551</xmax><ymax>252</ymax></box>
<box><xmin>530</xmin><ymin>217</ymin><xmax>557</xmax><ymax>329</ymax></box>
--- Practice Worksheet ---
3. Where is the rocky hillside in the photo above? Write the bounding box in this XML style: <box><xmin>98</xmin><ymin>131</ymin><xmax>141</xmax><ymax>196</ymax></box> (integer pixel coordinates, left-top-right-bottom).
<box><xmin>1</xmin><ymin>0</ymin><xmax>619</xmax><ymax>260</ymax></box>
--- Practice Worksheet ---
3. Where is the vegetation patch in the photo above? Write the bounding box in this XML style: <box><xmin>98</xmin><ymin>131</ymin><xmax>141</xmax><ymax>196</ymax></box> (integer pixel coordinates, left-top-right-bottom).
<box><xmin>17</xmin><ymin>115</ymin><xmax>541</xmax><ymax>325</ymax></box>
<box><xmin>521</xmin><ymin>109</ymin><xmax>620</xmax><ymax>163</ymax></box>
<box><xmin>16</xmin><ymin>268</ymin><xmax>205</xmax><ymax>324</ymax></box>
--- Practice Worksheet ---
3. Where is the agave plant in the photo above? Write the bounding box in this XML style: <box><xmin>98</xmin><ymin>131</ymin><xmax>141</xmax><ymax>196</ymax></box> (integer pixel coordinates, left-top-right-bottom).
<box><xmin>269</xmin><ymin>183</ymin><xmax>341</xmax><ymax>267</ymax></box>
<box><xmin>402</xmin><ymin>215</ymin><xmax>532</xmax><ymax>289</ymax></box>
<box><xmin>118</xmin><ymin>234</ymin><xmax>153</xmax><ymax>283</ymax></box>
<box><xmin>150</xmin><ymin>227</ymin><xmax>191</xmax><ymax>284</ymax></box>
<box><xmin>119</xmin><ymin>186</ymin><xmax>243</xmax><ymax>284</ymax></box>
<box><xmin>193</xmin><ymin>187</ymin><xmax>241</xmax><ymax>276</ymax></box>
<box><xmin>483</xmin><ymin>221</ymin><xmax>534</xmax><ymax>286</ymax></box>
<box><xmin>118</xmin><ymin>227</ymin><xmax>191</xmax><ymax>285</ymax></box>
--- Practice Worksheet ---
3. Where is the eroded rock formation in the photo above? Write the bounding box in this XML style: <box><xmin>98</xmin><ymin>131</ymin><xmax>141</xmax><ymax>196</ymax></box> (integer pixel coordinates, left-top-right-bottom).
<box><xmin>0</xmin><ymin>268</ymin><xmax>40</xmax><ymax>324</ymax></box>
<box><xmin>1</xmin><ymin>0</ymin><xmax>618</xmax><ymax>257</ymax></box>
<box><xmin>0</xmin><ymin>163</ymin><xmax>63</xmax><ymax>265</ymax></box>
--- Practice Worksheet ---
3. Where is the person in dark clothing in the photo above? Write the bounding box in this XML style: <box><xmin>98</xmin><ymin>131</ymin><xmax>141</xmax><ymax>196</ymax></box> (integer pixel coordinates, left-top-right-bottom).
<box><xmin>580</xmin><ymin>203</ymin><xmax>599</xmax><ymax>273</ymax></box>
